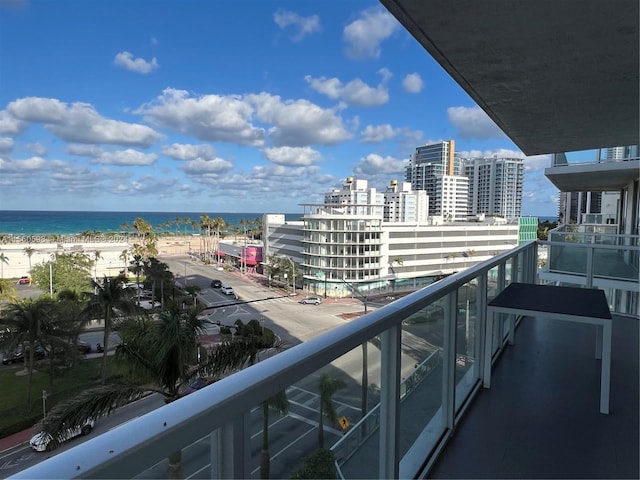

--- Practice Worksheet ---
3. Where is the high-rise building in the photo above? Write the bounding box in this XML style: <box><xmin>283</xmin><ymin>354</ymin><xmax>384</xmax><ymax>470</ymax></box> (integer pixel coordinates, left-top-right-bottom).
<box><xmin>383</xmin><ymin>179</ymin><xmax>429</xmax><ymax>223</ymax></box>
<box><xmin>405</xmin><ymin>140</ymin><xmax>469</xmax><ymax>219</ymax></box>
<box><xmin>463</xmin><ymin>157</ymin><xmax>524</xmax><ymax>219</ymax></box>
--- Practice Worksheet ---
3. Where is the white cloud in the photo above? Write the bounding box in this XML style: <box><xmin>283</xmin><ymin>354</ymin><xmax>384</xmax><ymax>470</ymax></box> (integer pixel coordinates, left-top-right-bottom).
<box><xmin>360</xmin><ymin>124</ymin><xmax>398</xmax><ymax>143</ymax></box>
<box><xmin>8</xmin><ymin>97</ymin><xmax>163</xmax><ymax>147</ymax></box>
<box><xmin>343</xmin><ymin>7</ymin><xmax>399</xmax><ymax>60</ymax></box>
<box><xmin>0</xmin><ymin>110</ymin><xmax>27</xmax><ymax>135</ymax></box>
<box><xmin>0</xmin><ymin>155</ymin><xmax>47</xmax><ymax>172</ymax></box>
<box><xmin>136</xmin><ymin>88</ymin><xmax>266</xmax><ymax>146</ymax></box>
<box><xmin>273</xmin><ymin>10</ymin><xmax>321</xmax><ymax>41</ymax></box>
<box><xmin>246</xmin><ymin>92</ymin><xmax>352</xmax><ymax>146</ymax></box>
<box><xmin>26</xmin><ymin>143</ymin><xmax>47</xmax><ymax>156</ymax></box>
<box><xmin>114</xmin><ymin>51</ymin><xmax>159</xmax><ymax>74</ymax></box>
<box><xmin>353</xmin><ymin>153</ymin><xmax>406</xmax><ymax>175</ymax></box>
<box><xmin>304</xmin><ymin>74</ymin><xmax>389</xmax><ymax>107</ymax></box>
<box><xmin>66</xmin><ymin>144</ymin><xmax>104</xmax><ymax>157</ymax></box>
<box><xmin>181</xmin><ymin>157</ymin><xmax>233</xmax><ymax>174</ymax></box>
<box><xmin>262</xmin><ymin>146</ymin><xmax>322</xmax><ymax>166</ymax></box>
<box><xmin>402</xmin><ymin>73</ymin><xmax>424</xmax><ymax>93</ymax></box>
<box><xmin>0</xmin><ymin>137</ymin><xmax>14</xmax><ymax>154</ymax></box>
<box><xmin>92</xmin><ymin>149</ymin><xmax>158</xmax><ymax>166</ymax></box>
<box><xmin>447</xmin><ymin>106</ymin><xmax>506</xmax><ymax>139</ymax></box>
<box><xmin>161</xmin><ymin>143</ymin><xmax>215</xmax><ymax>160</ymax></box>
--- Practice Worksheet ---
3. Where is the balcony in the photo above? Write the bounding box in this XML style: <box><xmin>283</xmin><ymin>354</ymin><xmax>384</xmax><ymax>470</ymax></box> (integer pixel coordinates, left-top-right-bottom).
<box><xmin>10</xmin><ymin>241</ymin><xmax>639</xmax><ymax>480</ymax></box>
<box><xmin>541</xmin><ymin>226</ymin><xmax>639</xmax><ymax>297</ymax></box>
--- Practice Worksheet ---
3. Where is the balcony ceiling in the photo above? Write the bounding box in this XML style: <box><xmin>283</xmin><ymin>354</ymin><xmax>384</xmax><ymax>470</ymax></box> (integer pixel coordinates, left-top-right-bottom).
<box><xmin>380</xmin><ymin>0</ymin><xmax>639</xmax><ymax>156</ymax></box>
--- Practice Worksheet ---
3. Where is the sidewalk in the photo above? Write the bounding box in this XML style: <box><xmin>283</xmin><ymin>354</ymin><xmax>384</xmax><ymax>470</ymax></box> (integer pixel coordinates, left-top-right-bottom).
<box><xmin>0</xmin><ymin>426</ymin><xmax>35</xmax><ymax>453</ymax></box>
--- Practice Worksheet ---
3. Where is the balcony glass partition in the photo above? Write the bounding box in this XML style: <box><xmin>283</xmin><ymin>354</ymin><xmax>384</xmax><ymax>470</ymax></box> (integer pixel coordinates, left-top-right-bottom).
<box><xmin>543</xmin><ymin>229</ymin><xmax>639</xmax><ymax>292</ymax></box>
<box><xmin>11</xmin><ymin>242</ymin><xmax>545</xmax><ymax>480</ymax></box>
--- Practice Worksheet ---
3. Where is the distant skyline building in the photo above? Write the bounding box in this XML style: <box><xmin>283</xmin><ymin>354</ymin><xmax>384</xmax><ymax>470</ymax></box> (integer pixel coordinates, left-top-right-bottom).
<box><xmin>463</xmin><ymin>157</ymin><xmax>524</xmax><ymax>219</ymax></box>
<box><xmin>405</xmin><ymin>140</ymin><xmax>469</xmax><ymax>219</ymax></box>
<box><xmin>383</xmin><ymin>179</ymin><xmax>429</xmax><ymax>223</ymax></box>
<box><xmin>405</xmin><ymin>140</ymin><xmax>524</xmax><ymax>221</ymax></box>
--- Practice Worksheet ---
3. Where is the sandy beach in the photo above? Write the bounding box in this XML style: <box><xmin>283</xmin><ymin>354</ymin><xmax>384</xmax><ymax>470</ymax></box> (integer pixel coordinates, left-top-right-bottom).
<box><xmin>0</xmin><ymin>235</ymin><xmax>197</xmax><ymax>279</ymax></box>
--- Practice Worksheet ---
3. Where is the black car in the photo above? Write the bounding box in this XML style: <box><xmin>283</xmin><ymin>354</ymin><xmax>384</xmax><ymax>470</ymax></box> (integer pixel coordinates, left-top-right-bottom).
<box><xmin>210</xmin><ymin>279</ymin><xmax>222</xmax><ymax>288</ymax></box>
<box><xmin>2</xmin><ymin>346</ymin><xmax>46</xmax><ymax>365</ymax></box>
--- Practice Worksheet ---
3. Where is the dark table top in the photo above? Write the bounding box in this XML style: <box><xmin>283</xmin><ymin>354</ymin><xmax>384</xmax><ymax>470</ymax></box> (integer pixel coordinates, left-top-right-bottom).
<box><xmin>488</xmin><ymin>283</ymin><xmax>612</xmax><ymax>320</ymax></box>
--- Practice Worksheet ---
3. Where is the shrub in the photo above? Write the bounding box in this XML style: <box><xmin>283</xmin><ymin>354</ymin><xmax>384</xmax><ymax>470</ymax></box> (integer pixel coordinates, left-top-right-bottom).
<box><xmin>290</xmin><ymin>448</ymin><xmax>336</xmax><ymax>479</ymax></box>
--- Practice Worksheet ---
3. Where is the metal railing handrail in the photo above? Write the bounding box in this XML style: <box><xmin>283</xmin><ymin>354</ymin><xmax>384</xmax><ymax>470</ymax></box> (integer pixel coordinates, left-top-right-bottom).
<box><xmin>11</xmin><ymin>242</ymin><xmax>537</xmax><ymax>480</ymax></box>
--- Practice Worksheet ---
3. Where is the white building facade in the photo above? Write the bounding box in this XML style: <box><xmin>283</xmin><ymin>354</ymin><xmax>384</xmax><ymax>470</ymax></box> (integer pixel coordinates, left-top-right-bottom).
<box><xmin>463</xmin><ymin>157</ymin><xmax>524</xmax><ymax>219</ymax></box>
<box><xmin>265</xmin><ymin>178</ymin><xmax>519</xmax><ymax>298</ymax></box>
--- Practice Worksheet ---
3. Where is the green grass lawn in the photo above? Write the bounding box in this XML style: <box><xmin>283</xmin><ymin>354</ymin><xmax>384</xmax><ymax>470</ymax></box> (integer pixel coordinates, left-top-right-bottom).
<box><xmin>0</xmin><ymin>356</ymin><xmax>119</xmax><ymax>438</ymax></box>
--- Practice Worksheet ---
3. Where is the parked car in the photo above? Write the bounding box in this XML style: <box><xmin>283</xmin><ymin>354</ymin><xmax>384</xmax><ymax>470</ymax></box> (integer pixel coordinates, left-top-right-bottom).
<box><xmin>30</xmin><ymin>419</ymin><xmax>95</xmax><ymax>452</ymax></box>
<box><xmin>18</xmin><ymin>276</ymin><xmax>30</xmax><ymax>285</ymax></box>
<box><xmin>210</xmin><ymin>279</ymin><xmax>222</xmax><ymax>288</ymax></box>
<box><xmin>300</xmin><ymin>296</ymin><xmax>322</xmax><ymax>305</ymax></box>
<box><xmin>2</xmin><ymin>346</ymin><xmax>46</xmax><ymax>365</ymax></box>
<box><xmin>220</xmin><ymin>285</ymin><xmax>235</xmax><ymax>295</ymax></box>
<box><xmin>137</xmin><ymin>299</ymin><xmax>161</xmax><ymax>310</ymax></box>
<box><xmin>76</xmin><ymin>341</ymin><xmax>92</xmax><ymax>354</ymax></box>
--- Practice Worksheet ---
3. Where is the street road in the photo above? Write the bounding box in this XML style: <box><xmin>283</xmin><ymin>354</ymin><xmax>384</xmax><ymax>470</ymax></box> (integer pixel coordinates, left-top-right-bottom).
<box><xmin>0</xmin><ymin>394</ymin><xmax>165</xmax><ymax>479</ymax></box>
<box><xmin>2</xmin><ymin>254</ymin><xmax>441</xmax><ymax>478</ymax></box>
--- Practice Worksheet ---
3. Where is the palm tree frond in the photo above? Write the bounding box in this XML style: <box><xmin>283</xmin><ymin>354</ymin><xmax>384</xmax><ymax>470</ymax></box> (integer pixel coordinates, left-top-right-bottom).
<box><xmin>39</xmin><ymin>384</ymin><xmax>153</xmax><ymax>443</ymax></box>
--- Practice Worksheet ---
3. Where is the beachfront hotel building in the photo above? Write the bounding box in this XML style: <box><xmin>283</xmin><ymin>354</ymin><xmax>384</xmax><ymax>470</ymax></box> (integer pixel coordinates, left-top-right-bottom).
<box><xmin>264</xmin><ymin>177</ymin><xmax>518</xmax><ymax>298</ymax></box>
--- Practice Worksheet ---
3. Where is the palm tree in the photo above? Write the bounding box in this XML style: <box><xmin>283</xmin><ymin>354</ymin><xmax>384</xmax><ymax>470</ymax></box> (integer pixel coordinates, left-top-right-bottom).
<box><xmin>317</xmin><ymin>373</ymin><xmax>346</xmax><ymax>448</ymax></box>
<box><xmin>119</xmin><ymin>249</ymin><xmax>130</xmax><ymax>278</ymax></box>
<box><xmin>40</xmin><ymin>306</ymin><xmax>279</xmax><ymax>477</ymax></box>
<box><xmin>43</xmin><ymin>290</ymin><xmax>87</xmax><ymax>393</ymax></box>
<box><xmin>23</xmin><ymin>246</ymin><xmax>36</xmax><ymax>275</ymax></box>
<box><xmin>0</xmin><ymin>278</ymin><xmax>18</xmax><ymax>304</ymax></box>
<box><xmin>184</xmin><ymin>285</ymin><xmax>201</xmax><ymax>310</ymax></box>
<box><xmin>0</xmin><ymin>252</ymin><xmax>9</xmax><ymax>279</ymax></box>
<box><xmin>84</xmin><ymin>274</ymin><xmax>137</xmax><ymax>383</ymax></box>
<box><xmin>212</xmin><ymin>217</ymin><xmax>225</xmax><ymax>264</ymax></box>
<box><xmin>92</xmin><ymin>250</ymin><xmax>102</xmax><ymax>280</ymax></box>
<box><xmin>260</xmin><ymin>390</ymin><xmax>289</xmax><ymax>479</ymax></box>
<box><xmin>144</xmin><ymin>258</ymin><xmax>173</xmax><ymax>309</ymax></box>
<box><xmin>0</xmin><ymin>297</ymin><xmax>55</xmax><ymax>411</ymax></box>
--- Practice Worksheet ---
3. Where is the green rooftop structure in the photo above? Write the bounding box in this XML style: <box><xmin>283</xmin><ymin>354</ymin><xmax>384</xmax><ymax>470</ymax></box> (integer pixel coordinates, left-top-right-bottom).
<box><xmin>518</xmin><ymin>216</ymin><xmax>538</xmax><ymax>244</ymax></box>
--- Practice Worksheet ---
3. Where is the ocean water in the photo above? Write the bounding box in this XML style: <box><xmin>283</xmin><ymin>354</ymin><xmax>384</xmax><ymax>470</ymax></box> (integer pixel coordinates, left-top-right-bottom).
<box><xmin>0</xmin><ymin>211</ymin><xmax>302</xmax><ymax>236</ymax></box>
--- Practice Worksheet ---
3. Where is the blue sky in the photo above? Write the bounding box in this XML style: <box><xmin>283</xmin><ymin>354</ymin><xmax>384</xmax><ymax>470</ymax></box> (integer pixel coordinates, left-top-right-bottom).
<box><xmin>0</xmin><ymin>0</ymin><xmax>561</xmax><ymax>216</ymax></box>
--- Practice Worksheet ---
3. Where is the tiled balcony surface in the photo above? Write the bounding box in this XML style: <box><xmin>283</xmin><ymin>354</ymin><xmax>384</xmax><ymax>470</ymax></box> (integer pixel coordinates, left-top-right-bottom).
<box><xmin>428</xmin><ymin>313</ymin><xmax>639</xmax><ymax>479</ymax></box>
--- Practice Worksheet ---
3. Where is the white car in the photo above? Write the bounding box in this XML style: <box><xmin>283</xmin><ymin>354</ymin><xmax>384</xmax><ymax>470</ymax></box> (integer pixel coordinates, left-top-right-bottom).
<box><xmin>220</xmin><ymin>285</ymin><xmax>235</xmax><ymax>295</ymax></box>
<box><xmin>137</xmin><ymin>299</ymin><xmax>161</xmax><ymax>310</ymax></box>
<box><xmin>30</xmin><ymin>419</ymin><xmax>95</xmax><ymax>452</ymax></box>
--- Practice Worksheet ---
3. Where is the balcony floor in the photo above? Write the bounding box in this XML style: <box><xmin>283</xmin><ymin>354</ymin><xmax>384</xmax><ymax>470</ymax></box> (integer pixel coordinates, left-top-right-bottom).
<box><xmin>428</xmin><ymin>313</ymin><xmax>639</xmax><ymax>479</ymax></box>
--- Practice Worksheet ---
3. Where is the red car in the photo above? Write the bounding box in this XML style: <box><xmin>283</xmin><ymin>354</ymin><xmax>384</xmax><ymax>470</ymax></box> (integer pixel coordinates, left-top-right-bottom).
<box><xmin>18</xmin><ymin>276</ymin><xmax>30</xmax><ymax>285</ymax></box>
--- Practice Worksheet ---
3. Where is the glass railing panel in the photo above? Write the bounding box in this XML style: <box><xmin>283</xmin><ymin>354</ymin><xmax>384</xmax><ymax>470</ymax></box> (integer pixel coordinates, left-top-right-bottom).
<box><xmin>593</xmin><ymin>247</ymin><xmax>639</xmax><ymax>281</ymax></box>
<box><xmin>398</xmin><ymin>297</ymin><xmax>445</xmax><ymax>460</ymax></box>
<box><xmin>487</xmin><ymin>266</ymin><xmax>500</xmax><ymax>300</ymax></box>
<box><xmin>455</xmin><ymin>281</ymin><xmax>480</xmax><ymax>411</ymax></box>
<box><xmin>134</xmin><ymin>428</ymin><xmax>219</xmax><ymax>479</ymax></box>
<box><xmin>548</xmin><ymin>244</ymin><xmax>588</xmax><ymax>275</ymax></box>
